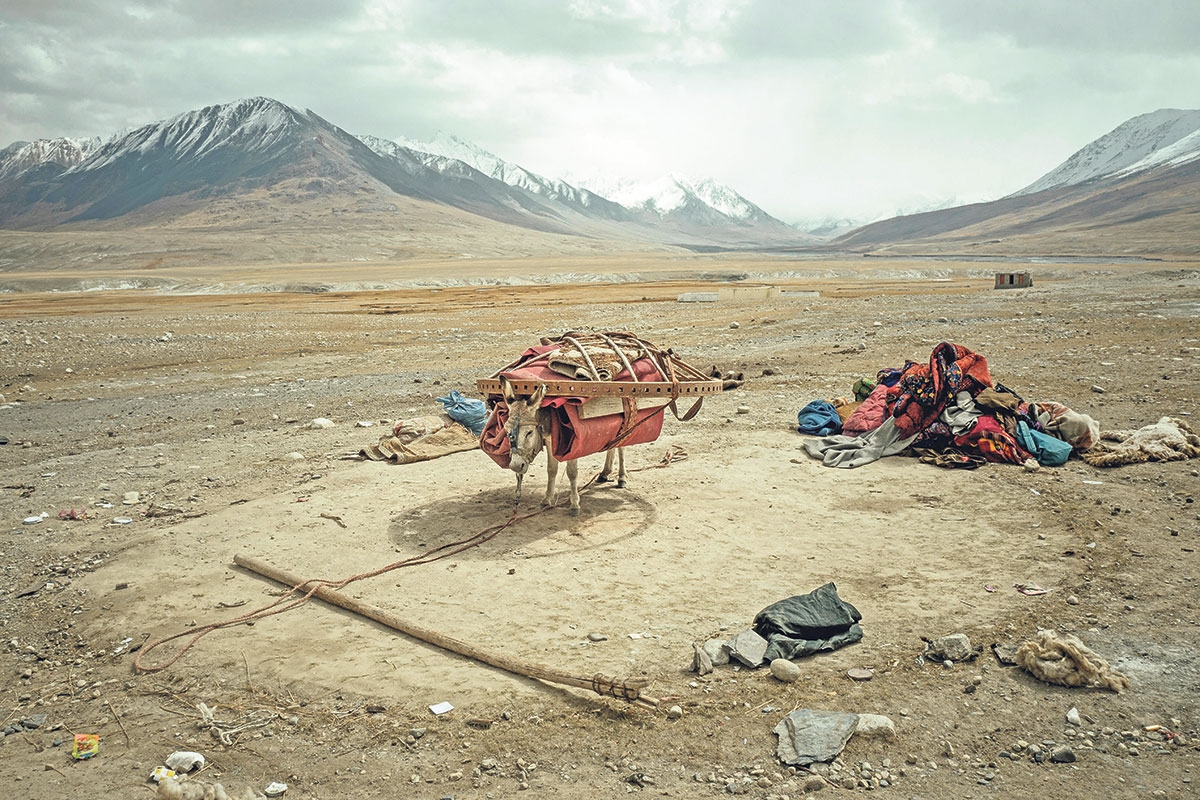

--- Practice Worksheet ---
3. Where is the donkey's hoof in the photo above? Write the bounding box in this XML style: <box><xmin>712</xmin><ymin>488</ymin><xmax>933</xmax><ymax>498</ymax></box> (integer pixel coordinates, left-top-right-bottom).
<box><xmin>568</xmin><ymin>507</ymin><xmax>580</xmax><ymax>517</ymax></box>
<box><xmin>596</xmin><ymin>474</ymin><xmax>610</xmax><ymax>483</ymax></box>
<box><xmin>616</xmin><ymin>479</ymin><xmax>627</xmax><ymax>489</ymax></box>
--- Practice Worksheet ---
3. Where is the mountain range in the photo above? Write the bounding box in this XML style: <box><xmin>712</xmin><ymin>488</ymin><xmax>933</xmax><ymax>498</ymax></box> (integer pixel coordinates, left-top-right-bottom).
<box><xmin>832</xmin><ymin>108</ymin><xmax>1200</xmax><ymax>256</ymax></box>
<box><xmin>0</xmin><ymin>97</ymin><xmax>808</xmax><ymax>249</ymax></box>
<box><xmin>1</xmin><ymin>99</ymin><xmax>1199</xmax><ymax>258</ymax></box>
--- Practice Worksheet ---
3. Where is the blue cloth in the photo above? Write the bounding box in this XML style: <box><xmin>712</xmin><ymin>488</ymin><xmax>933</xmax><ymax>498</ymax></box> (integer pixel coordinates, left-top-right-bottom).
<box><xmin>436</xmin><ymin>390</ymin><xmax>488</xmax><ymax>437</ymax></box>
<box><xmin>797</xmin><ymin>400</ymin><xmax>843</xmax><ymax>436</ymax></box>
<box><xmin>1016</xmin><ymin>420</ymin><xmax>1072</xmax><ymax>467</ymax></box>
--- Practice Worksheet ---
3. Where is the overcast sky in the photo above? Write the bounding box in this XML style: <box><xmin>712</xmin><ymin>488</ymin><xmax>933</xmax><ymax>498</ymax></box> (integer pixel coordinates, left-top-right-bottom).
<box><xmin>2</xmin><ymin>0</ymin><xmax>1198</xmax><ymax>223</ymax></box>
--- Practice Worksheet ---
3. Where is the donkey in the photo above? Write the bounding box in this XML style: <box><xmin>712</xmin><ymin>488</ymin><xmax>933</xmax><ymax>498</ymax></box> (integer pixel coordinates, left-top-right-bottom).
<box><xmin>502</xmin><ymin>383</ymin><xmax>625</xmax><ymax>516</ymax></box>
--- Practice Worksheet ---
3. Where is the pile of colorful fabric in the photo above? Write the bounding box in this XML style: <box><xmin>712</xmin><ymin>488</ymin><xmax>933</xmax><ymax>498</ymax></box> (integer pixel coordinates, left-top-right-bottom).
<box><xmin>801</xmin><ymin>342</ymin><xmax>1099</xmax><ymax>469</ymax></box>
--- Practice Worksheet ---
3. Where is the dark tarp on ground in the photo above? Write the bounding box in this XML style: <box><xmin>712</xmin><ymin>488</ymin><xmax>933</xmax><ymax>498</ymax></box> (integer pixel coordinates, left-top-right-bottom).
<box><xmin>753</xmin><ymin>582</ymin><xmax>864</xmax><ymax>662</ymax></box>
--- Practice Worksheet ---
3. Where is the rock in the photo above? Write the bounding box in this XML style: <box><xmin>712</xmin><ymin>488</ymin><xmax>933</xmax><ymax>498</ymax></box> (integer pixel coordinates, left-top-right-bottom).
<box><xmin>1066</xmin><ymin>707</ymin><xmax>1082</xmax><ymax>726</ymax></box>
<box><xmin>770</xmin><ymin>658</ymin><xmax>801</xmax><ymax>683</ymax></box>
<box><xmin>21</xmin><ymin>713</ymin><xmax>48</xmax><ymax>730</ymax></box>
<box><xmin>309</xmin><ymin>417</ymin><xmax>335</xmax><ymax>429</ymax></box>
<box><xmin>284</xmin><ymin>451</ymin><xmax>306</xmax><ymax>460</ymax></box>
<box><xmin>846</xmin><ymin>668</ymin><xmax>874</xmax><ymax>682</ymax></box>
<box><xmin>122</xmin><ymin>491</ymin><xmax>140</xmax><ymax>505</ymax></box>
<box><xmin>1049</xmin><ymin>745</ymin><xmax>1076</xmax><ymax>763</ymax></box>
<box><xmin>1090</xmin><ymin>385</ymin><xmax>1105</xmax><ymax>394</ymax></box>
<box><xmin>927</xmin><ymin>633</ymin><xmax>973</xmax><ymax>662</ymax></box>
<box><xmin>774</xmin><ymin>709</ymin><xmax>860</xmax><ymax>766</ymax></box>
<box><xmin>854</xmin><ymin>714</ymin><xmax>896</xmax><ymax>740</ymax></box>
<box><xmin>736</xmin><ymin>405</ymin><xmax>750</xmax><ymax>414</ymax></box>
<box><xmin>666</xmin><ymin>705</ymin><xmax>683</xmax><ymax>720</ymax></box>
<box><xmin>691</xmin><ymin>643</ymin><xmax>713</xmax><ymax>675</ymax></box>
<box><xmin>729</xmin><ymin>322</ymin><xmax>740</xmax><ymax>329</ymax></box>
<box><xmin>727</xmin><ymin>630</ymin><xmax>769</xmax><ymax>667</ymax></box>
<box><xmin>232</xmin><ymin>417</ymin><xmax>246</xmax><ymax>425</ymax></box>
<box><xmin>1066</xmin><ymin>594</ymin><xmax>1080</xmax><ymax>605</ymax></box>
<box><xmin>1023</xmin><ymin>458</ymin><xmax>1040</xmax><ymax>473</ymax></box>
<box><xmin>702</xmin><ymin>639</ymin><xmax>730</xmax><ymax>666</ymax></box>
<box><xmin>803</xmin><ymin>774</ymin><xmax>827</xmax><ymax>792</ymax></box>
<box><xmin>587</xmin><ymin>632</ymin><xmax>607</xmax><ymax>642</ymax></box>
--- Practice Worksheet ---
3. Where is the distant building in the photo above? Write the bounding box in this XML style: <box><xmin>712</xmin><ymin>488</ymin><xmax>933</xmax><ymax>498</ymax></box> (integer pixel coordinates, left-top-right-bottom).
<box><xmin>994</xmin><ymin>271</ymin><xmax>1033</xmax><ymax>289</ymax></box>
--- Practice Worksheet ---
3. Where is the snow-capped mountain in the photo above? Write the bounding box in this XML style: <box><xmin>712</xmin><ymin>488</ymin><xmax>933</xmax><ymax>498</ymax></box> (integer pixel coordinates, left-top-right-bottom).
<box><xmin>0</xmin><ymin>96</ymin><xmax>809</xmax><ymax>247</ymax></box>
<box><xmin>383</xmin><ymin>133</ymin><xmax>801</xmax><ymax>233</ymax></box>
<box><xmin>0</xmin><ymin>136</ymin><xmax>103</xmax><ymax>180</ymax></box>
<box><xmin>835</xmin><ymin>107</ymin><xmax>1200</xmax><ymax>256</ymax></box>
<box><xmin>367</xmin><ymin>132</ymin><xmax>631</xmax><ymax>221</ymax></box>
<box><xmin>570</xmin><ymin>173</ymin><xmax>784</xmax><ymax>227</ymax></box>
<box><xmin>1016</xmin><ymin>108</ymin><xmax>1200</xmax><ymax>195</ymax></box>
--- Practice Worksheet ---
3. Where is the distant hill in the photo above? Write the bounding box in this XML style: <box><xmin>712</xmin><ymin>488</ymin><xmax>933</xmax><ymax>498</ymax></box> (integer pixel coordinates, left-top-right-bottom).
<box><xmin>833</xmin><ymin>108</ymin><xmax>1200</xmax><ymax>257</ymax></box>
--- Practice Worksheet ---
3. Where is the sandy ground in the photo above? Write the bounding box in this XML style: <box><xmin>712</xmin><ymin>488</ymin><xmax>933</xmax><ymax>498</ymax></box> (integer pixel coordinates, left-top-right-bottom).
<box><xmin>1</xmin><ymin>256</ymin><xmax>1199</xmax><ymax>799</ymax></box>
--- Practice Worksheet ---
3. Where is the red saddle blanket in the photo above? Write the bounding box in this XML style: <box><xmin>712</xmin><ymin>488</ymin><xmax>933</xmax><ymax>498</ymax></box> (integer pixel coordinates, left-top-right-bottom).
<box><xmin>480</xmin><ymin>344</ymin><xmax>667</xmax><ymax>468</ymax></box>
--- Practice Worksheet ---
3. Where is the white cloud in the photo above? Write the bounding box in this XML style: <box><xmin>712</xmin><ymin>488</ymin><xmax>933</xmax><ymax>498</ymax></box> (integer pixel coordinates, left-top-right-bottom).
<box><xmin>1</xmin><ymin>0</ymin><xmax>1199</xmax><ymax>222</ymax></box>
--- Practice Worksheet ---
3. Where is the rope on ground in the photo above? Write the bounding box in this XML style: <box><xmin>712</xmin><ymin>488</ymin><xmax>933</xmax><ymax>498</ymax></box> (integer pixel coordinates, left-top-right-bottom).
<box><xmin>133</xmin><ymin>444</ymin><xmax>685</xmax><ymax>674</ymax></box>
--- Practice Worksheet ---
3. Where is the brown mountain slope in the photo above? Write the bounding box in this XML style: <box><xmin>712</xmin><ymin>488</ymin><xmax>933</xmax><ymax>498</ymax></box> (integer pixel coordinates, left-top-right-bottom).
<box><xmin>835</xmin><ymin>159</ymin><xmax>1200</xmax><ymax>258</ymax></box>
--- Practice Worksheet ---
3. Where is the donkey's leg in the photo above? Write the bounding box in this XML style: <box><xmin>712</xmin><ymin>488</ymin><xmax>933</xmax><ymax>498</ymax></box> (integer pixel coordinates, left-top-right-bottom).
<box><xmin>566</xmin><ymin>458</ymin><xmax>580</xmax><ymax>516</ymax></box>
<box><xmin>616</xmin><ymin>447</ymin><xmax>627</xmax><ymax>488</ymax></box>
<box><xmin>541</xmin><ymin>451</ymin><xmax>559</xmax><ymax>508</ymax></box>
<box><xmin>598</xmin><ymin>449</ymin><xmax>616</xmax><ymax>483</ymax></box>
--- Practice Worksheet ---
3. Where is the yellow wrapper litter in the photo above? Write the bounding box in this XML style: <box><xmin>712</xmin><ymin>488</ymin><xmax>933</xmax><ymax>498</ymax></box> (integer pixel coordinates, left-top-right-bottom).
<box><xmin>72</xmin><ymin>733</ymin><xmax>99</xmax><ymax>759</ymax></box>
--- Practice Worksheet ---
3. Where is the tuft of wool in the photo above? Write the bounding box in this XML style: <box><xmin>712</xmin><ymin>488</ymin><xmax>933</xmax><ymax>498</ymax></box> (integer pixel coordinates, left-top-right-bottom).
<box><xmin>1014</xmin><ymin>629</ymin><xmax>1130</xmax><ymax>693</ymax></box>
<box><xmin>1082</xmin><ymin>416</ymin><xmax>1200</xmax><ymax>467</ymax></box>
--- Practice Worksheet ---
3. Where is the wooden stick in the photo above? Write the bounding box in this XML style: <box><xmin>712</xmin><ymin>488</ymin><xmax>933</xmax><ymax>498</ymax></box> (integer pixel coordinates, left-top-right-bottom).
<box><xmin>106</xmin><ymin>699</ymin><xmax>130</xmax><ymax>745</ymax></box>
<box><xmin>233</xmin><ymin>554</ymin><xmax>659</xmax><ymax>709</ymax></box>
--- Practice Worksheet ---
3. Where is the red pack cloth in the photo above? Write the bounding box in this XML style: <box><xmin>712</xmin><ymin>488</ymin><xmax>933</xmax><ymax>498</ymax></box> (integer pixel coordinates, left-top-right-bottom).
<box><xmin>479</xmin><ymin>345</ymin><xmax>668</xmax><ymax>467</ymax></box>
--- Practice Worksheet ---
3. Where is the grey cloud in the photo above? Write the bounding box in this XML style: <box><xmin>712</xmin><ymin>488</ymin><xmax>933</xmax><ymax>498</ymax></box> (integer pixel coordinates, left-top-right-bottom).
<box><xmin>913</xmin><ymin>0</ymin><xmax>1200</xmax><ymax>53</ymax></box>
<box><xmin>397</xmin><ymin>1</ymin><xmax>684</xmax><ymax>58</ymax></box>
<box><xmin>722</xmin><ymin>0</ymin><xmax>913</xmax><ymax>60</ymax></box>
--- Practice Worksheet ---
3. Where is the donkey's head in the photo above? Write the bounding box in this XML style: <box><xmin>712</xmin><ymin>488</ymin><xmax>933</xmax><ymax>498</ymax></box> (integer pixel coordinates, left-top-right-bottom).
<box><xmin>502</xmin><ymin>383</ymin><xmax>547</xmax><ymax>495</ymax></box>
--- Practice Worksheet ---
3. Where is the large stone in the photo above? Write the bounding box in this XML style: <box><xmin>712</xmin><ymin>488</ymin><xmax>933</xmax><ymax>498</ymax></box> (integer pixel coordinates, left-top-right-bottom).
<box><xmin>854</xmin><ymin>714</ymin><xmax>896</xmax><ymax>740</ymax></box>
<box><xmin>702</xmin><ymin>638</ymin><xmax>731</xmax><ymax>666</ymax></box>
<box><xmin>927</xmin><ymin>633</ymin><xmax>973</xmax><ymax>662</ymax></box>
<box><xmin>770</xmin><ymin>658</ymin><xmax>801</xmax><ymax>683</ymax></box>
<box><xmin>728</xmin><ymin>630</ymin><xmax>768</xmax><ymax>668</ymax></box>
<box><xmin>774</xmin><ymin>709</ymin><xmax>860</xmax><ymax>766</ymax></box>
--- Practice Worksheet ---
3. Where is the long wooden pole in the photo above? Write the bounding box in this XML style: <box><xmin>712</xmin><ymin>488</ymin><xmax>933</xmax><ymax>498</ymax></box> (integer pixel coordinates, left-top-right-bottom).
<box><xmin>233</xmin><ymin>554</ymin><xmax>660</xmax><ymax>709</ymax></box>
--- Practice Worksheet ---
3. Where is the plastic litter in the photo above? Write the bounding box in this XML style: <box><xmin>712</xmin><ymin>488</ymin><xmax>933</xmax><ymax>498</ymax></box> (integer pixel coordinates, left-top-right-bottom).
<box><xmin>165</xmin><ymin>750</ymin><xmax>206</xmax><ymax>772</ymax></box>
<box><xmin>264</xmin><ymin>782</ymin><xmax>288</xmax><ymax>797</ymax></box>
<box><xmin>150</xmin><ymin>766</ymin><xmax>177</xmax><ymax>783</ymax></box>
<box><xmin>112</xmin><ymin>517</ymin><xmax>133</xmax><ymax>525</ymax></box>
<box><xmin>429</xmin><ymin>701</ymin><xmax>454</xmax><ymax>715</ymax></box>
<box><xmin>436</xmin><ymin>389</ymin><xmax>488</xmax><ymax>436</ymax></box>
<box><xmin>23</xmin><ymin>516</ymin><xmax>42</xmax><ymax>525</ymax></box>
<box><xmin>72</xmin><ymin>733</ymin><xmax>99</xmax><ymax>759</ymax></box>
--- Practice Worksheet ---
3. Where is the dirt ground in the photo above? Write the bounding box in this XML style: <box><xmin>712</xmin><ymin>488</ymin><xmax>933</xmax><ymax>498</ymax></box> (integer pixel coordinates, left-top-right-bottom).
<box><xmin>1</xmin><ymin>257</ymin><xmax>1198</xmax><ymax>799</ymax></box>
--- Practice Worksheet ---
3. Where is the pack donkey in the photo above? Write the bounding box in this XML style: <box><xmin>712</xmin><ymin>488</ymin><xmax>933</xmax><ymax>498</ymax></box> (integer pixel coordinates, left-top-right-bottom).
<box><xmin>502</xmin><ymin>382</ymin><xmax>625</xmax><ymax>516</ymax></box>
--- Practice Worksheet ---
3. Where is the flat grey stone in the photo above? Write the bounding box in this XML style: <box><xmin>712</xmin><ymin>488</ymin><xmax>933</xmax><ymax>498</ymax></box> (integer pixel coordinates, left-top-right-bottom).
<box><xmin>727</xmin><ymin>630</ymin><xmax>768</xmax><ymax>668</ymax></box>
<box><xmin>774</xmin><ymin>709</ymin><xmax>860</xmax><ymax>766</ymax></box>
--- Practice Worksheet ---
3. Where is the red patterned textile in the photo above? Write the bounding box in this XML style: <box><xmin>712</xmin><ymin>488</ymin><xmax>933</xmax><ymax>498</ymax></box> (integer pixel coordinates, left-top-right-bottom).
<box><xmin>886</xmin><ymin>342</ymin><xmax>993</xmax><ymax>439</ymax></box>
<box><xmin>953</xmin><ymin>413</ymin><xmax>1031</xmax><ymax>464</ymax></box>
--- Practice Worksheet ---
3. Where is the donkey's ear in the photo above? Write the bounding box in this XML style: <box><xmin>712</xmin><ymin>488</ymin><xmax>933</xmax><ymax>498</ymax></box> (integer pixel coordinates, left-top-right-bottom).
<box><xmin>501</xmin><ymin>379</ymin><xmax>516</xmax><ymax>404</ymax></box>
<box><xmin>529</xmin><ymin>384</ymin><xmax>546</xmax><ymax>407</ymax></box>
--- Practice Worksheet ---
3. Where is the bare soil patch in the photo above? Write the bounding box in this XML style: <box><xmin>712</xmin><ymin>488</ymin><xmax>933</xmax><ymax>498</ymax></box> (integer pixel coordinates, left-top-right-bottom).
<box><xmin>1</xmin><ymin>257</ymin><xmax>1198</xmax><ymax>799</ymax></box>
